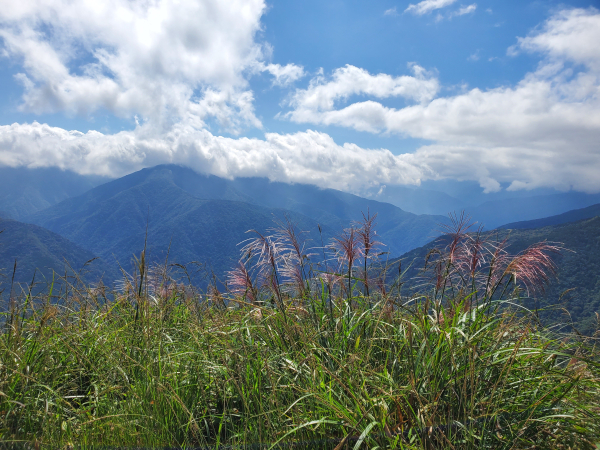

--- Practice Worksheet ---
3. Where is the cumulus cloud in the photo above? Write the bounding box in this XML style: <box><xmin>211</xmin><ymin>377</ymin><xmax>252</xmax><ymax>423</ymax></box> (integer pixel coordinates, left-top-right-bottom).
<box><xmin>510</xmin><ymin>8</ymin><xmax>600</xmax><ymax>71</ymax></box>
<box><xmin>1</xmin><ymin>4</ymin><xmax>599</xmax><ymax>196</ymax></box>
<box><xmin>0</xmin><ymin>0</ymin><xmax>301</xmax><ymax>134</ymax></box>
<box><xmin>0</xmin><ymin>121</ymin><xmax>428</xmax><ymax>193</ymax></box>
<box><xmin>283</xmin><ymin>8</ymin><xmax>600</xmax><ymax>193</ymax></box>
<box><xmin>405</xmin><ymin>0</ymin><xmax>457</xmax><ymax>15</ymax></box>
<box><xmin>285</xmin><ymin>64</ymin><xmax>440</xmax><ymax>131</ymax></box>
<box><xmin>255</xmin><ymin>62</ymin><xmax>306</xmax><ymax>86</ymax></box>
<box><xmin>451</xmin><ymin>4</ymin><xmax>477</xmax><ymax>17</ymax></box>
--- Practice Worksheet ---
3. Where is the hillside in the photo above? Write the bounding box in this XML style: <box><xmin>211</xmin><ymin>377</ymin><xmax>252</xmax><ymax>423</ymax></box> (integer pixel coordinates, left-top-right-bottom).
<box><xmin>387</xmin><ymin>216</ymin><xmax>600</xmax><ymax>334</ymax></box>
<box><xmin>228</xmin><ymin>176</ymin><xmax>448</xmax><ymax>255</ymax></box>
<box><xmin>498</xmin><ymin>203</ymin><xmax>600</xmax><ymax>230</ymax></box>
<box><xmin>0</xmin><ymin>166</ymin><xmax>108</xmax><ymax>220</ymax></box>
<box><xmin>25</xmin><ymin>169</ymin><xmax>331</xmax><ymax>280</ymax></box>
<box><xmin>0</xmin><ymin>217</ymin><xmax>116</xmax><ymax>291</ymax></box>
<box><xmin>141</xmin><ymin>164</ymin><xmax>448</xmax><ymax>256</ymax></box>
<box><xmin>25</xmin><ymin>166</ymin><xmax>449</xmax><ymax>276</ymax></box>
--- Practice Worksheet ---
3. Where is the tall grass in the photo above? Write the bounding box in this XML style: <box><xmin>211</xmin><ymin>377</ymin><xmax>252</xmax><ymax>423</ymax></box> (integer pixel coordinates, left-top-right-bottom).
<box><xmin>0</xmin><ymin>214</ymin><xmax>599</xmax><ymax>449</ymax></box>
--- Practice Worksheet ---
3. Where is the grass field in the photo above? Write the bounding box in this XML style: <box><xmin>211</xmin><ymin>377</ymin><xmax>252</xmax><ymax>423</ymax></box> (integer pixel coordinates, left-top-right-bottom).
<box><xmin>1</xmin><ymin>215</ymin><xmax>599</xmax><ymax>448</ymax></box>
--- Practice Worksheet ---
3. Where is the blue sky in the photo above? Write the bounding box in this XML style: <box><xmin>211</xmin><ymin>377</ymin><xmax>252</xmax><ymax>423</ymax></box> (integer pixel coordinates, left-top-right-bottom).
<box><xmin>0</xmin><ymin>0</ymin><xmax>599</xmax><ymax>196</ymax></box>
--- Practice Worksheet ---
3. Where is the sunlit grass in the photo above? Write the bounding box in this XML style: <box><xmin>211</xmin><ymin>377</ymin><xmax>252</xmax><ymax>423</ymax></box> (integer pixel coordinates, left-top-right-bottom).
<box><xmin>1</xmin><ymin>214</ymin><xmax>599</xmax><ymax>449</ymax></box>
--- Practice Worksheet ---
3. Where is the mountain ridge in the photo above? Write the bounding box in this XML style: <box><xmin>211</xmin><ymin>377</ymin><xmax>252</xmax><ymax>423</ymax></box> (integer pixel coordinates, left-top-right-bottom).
<box><xmin>26</xmin><ymin>165</ymin><xmax>449</xmax><ymax>264</ymax></box>
<box><xmin>0</xmin><ymin>217</ymin><xmax>116</xmax><ymax>290</ymax></box>
<box><xmin>498</xmin><ymin>203</ymin><xmax>600</xmax><ymax>230</ymax></box>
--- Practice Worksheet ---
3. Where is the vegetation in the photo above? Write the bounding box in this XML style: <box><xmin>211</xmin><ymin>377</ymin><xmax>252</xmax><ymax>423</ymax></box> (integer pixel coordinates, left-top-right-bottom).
<box><xmin>393</xmin><ymin>215</ymin><xmax>600</xmax><ymax>335</ymax></box>
<box><xmin>1</xmin><ymin>214</ymin><xmax>599</xmax><ymax>449</ymax></box>
<box><xmin>0</xmin><ymin>218</ymin><xmax>117</xmax><ymax>287</ymax></box>
<box><xmin>25</xmin><ymin>165</ymin><xmax>446</xmax><ymax>278</ymax></box>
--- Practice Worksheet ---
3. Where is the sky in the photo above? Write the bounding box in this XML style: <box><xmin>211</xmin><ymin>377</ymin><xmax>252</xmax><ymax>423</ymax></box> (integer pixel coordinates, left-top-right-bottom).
<box><xmin>0</xmin><ymin>0</ymin><xmax>599</xmax><ymax>197</ymax></box>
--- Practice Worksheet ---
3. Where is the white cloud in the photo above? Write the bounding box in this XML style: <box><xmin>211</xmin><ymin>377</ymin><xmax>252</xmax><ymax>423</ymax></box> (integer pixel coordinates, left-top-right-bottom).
<box><xmin>384</xmin><ymin>7</ymin><xmax>398</xmax><ymax>16</ymax></box>
<box><xmin>0</xmin><ymin>0</ymin><xmax>291</xmax><ymax>134</ymax></box>
<box><xmin>405</xmin><ymin>0</ymin><xmax>457</xmax><ymax>15</ymax></box>
<box><xmin>255</xmin><ymin>62</ymin><xmax>306</xmax><ymax>86</ymax></box>
<box><xmin>0</xmin><ymin>122</ymin><xmax>428</xmax><ymax>193</ymax></box>
<box><xmin>286</xmin><ymin>64</ymin><xmax>440</xmax><ymax>131</ymax></box>
<box><xmin>511</xmin><ymin>8</ymin><xmax>600</xmax><ymax>71</ymax></box>
<box><xmin>452</xmin><ymin>4</ymin><xmax>477</xmax><ymax>17</ymax></box>
<box><xmin>468</xmin><ymin>50</ymin><xmax>480</xmax><ymax>61</ymax></box>
<box><xmin>1</xmin><ymin>4</ymin><xmax>599</xmax><ymax>196</ymax></box>
<box><xmin>284</xmin><ymin>8</ymin><xmax>600</xmax><ymax>193</ymax></box>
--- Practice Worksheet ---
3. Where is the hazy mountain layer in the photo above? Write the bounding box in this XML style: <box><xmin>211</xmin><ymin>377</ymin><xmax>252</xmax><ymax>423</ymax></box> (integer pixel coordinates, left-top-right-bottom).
<box><xmin>498</xmin><ymin>203</ymin><xmax>600</xmax><ymax>230</ymax></box>
<box><xmin>0</xmin><ymin>166</ymin><xmax>109</xmax><ymax>220</ymax></box>
<box><xmin>4</xmin><ymin>165</ymin><xmax>600</xmax><ymax>233</ymax></box>
<box><xmin>372</xmin><ymin>180</ymin><xmax>600</xmax><ymax>228</ymax></box>
<box><xmin>466</xmin><ymin>193</ymin><xmax>600</xmax><ymax>229</ymax></box>
<box><xmin>0</xmin><ymin>218</ymin><xmax>115</xmax><ymax>290</ymax></box>
<box><xmin>364</xmin><ymin>184</ymin><xmax>465</xmax><ymax>216</ymax></box>
<box><xmin>27</xmin><ymin>165</ymin><xmax>448</xmax><ymax>267</ymax></box>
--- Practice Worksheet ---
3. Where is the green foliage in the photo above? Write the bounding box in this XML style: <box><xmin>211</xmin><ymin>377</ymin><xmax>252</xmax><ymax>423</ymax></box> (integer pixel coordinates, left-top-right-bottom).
<box><xmin>394</xmin><ymin>216</ymin><xmax>600</xmax><ymax>335</ymax></box>
<box><xmin>1</xmin><ymin>216</ymin><xmax>599</xmax><ymax>449</ymax></box>
<box><xmin>25</xmin><ymin>165</ymin><xmax>447</xmax><ymax>281</ymax></box>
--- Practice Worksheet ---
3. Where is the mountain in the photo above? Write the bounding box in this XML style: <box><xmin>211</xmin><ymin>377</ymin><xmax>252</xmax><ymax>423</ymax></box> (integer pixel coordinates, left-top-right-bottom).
<box><xmin>227</xmin><ymin>177</ymin><xmax>448</xmax><ymax>256</ymax></box>
<box><xmin>26</xmin><ymin>166</ymin><xmax>448</xmax><ymax>276</ymax></box>
<box><xmin>466</xmin><ymin>192</ymin><xmax>600</xmax><ymax>230</ymax></box>
<box><xmin>24</xmin><ymin>167</ymin><xmax>334</xmax><ymax>280</ymax></box>
<box><xmin>128</xmin><ymin>165</ymin><xmax>448</xmax><ymax>256</ymax></box>
<box><xmin>498</xmin><ymin>203</ymin><xmax>600</xmax><ymax>230</ymax></box>
<box><xmin>0</xmin><ymin>218</ymin><xmax>116</xmax><ymax>292</ymax></box>
<box><xmin>5</xmin><ymin>165</ymin><xmax>600</xmax><ymax>237</ymax></box>
<box><xmin>0</xmin><ymin>166</ymin><xmax>109</xmax><ymax>220</ymax></box>
<box><xmin>367</xmin><ymin>178</ymin><xmax>600</xmax><ymax>228</ymax></box>
<box><xmin>387</xmin><ymin>216</ymin><xmax>600</xmax><ymax>335</ymax></box>
<box><xmin>353</xmin><ymin>185</ymin><xmax>466</xmax><ymax>216</ymax></box>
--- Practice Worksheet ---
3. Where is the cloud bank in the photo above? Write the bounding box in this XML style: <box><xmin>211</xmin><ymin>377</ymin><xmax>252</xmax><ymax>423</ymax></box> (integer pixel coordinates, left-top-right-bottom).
<box><xmin>0</xmin><ymin>0</ymin><xmax>302</xmax><ymax>134</ymax></box>
<box><xmin>0</xmin><ymin>122</ymin><xmax>428</xmax><ymax>193</ymax></box>
<box><xmin>285</xmin><ymin>8</ymin><xmax>600</xmax><ymax>193</ymax></box>
<box><xmin>0</xmin><ymin>4</ymin><xmax>599</xmax><ymax>195</ymax></box>
<box><xmin>285</xmin><ymin>64</ymin><xmax>440</xmax><ymax>132</ymax></box>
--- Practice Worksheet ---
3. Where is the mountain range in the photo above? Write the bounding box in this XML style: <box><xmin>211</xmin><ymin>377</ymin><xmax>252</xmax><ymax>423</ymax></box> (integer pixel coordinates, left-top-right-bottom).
<box><xmin>3</xmin><ymin>165</ymin><xmax>600</xmax><ymax>229</ymax></box>
<box><xmin>370</xmin><ymin>182</ymin><xmax>600</xmax><ymax>229</ymax></box>
<box><xmin>1</xmin><ymin>164</ymin><xmax>600</xmax><ymax>305</ymax></box>
<box><xmin>22</xmin><ymin>165</ymin><xmax>447</xmax><ymax>282</ymax></box>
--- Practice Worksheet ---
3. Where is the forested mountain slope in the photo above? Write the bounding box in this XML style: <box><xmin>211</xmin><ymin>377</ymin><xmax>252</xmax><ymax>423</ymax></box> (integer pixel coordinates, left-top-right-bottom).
<box><xmin>388</xmin><ymin>216</ymin><xmax>600</xmax><ymax>334</ymax></box>
<box><xmin>26</xmin><ymin>170</ymin><xmax>326</xmax><ymax>280</ymax></box>
<box><xmin>0</xmin><ymin>166</ymin><xmax>108</xmax><ymax>219</ymax></box>
<box><xmin>26</xmin><ymin>165</ymin><xmax>449</xmax><ymax>275</ymax></box>
<box><xmin>0</xmin><ymin>217</ymin><xmax>115</xmax><ymax>291</ymax></box>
